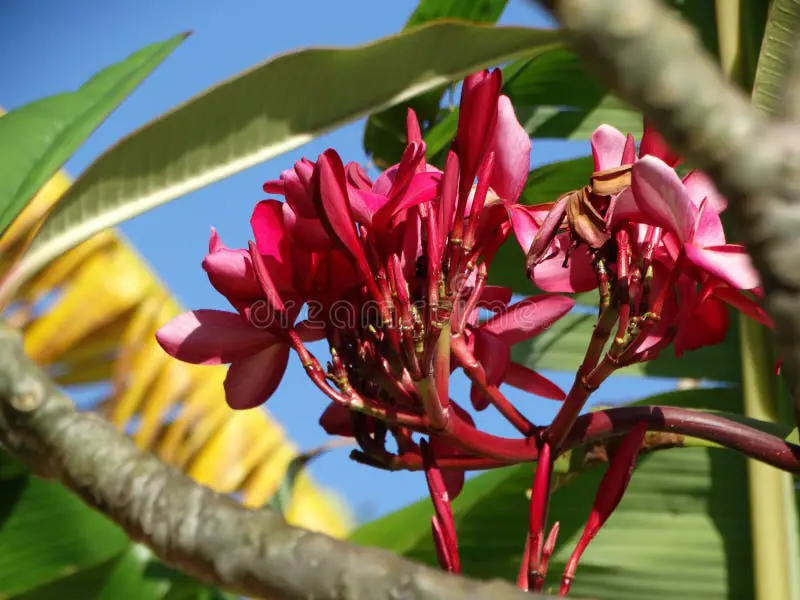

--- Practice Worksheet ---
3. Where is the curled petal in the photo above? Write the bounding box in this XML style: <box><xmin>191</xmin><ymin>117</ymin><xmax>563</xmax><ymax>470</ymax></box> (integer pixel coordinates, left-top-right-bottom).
<box><xmin>209</xmin><ymin>227</ymin><xmax>226</xmax><ymax>253</ymax></box>
<box><xmin>156</xmin><ymin>310</ymin><xmax>277</xmax><ymax>365</ymax></box>
<box><xmin>314</xmin><ymin>149</ymin><xmax>375</xmax><ymax>281</ymax></box>
<box><xmin>202</xmin><ymin>247</ymin><xmax>261</xmax><ymax>301</ymax></box>
<box><xmin>683</xmin><ymin>169</ymin><xmax>728</xmax><ymax>213</ymax></box>
<box><xmin>251</xmin><ymin>200</ymin><xmax>292</xmax><ymax>289</ymax></box>
<box><xmin>282</xmin><ymin>203</ymin><xmax>331</xmax><ymax>251</ymax></box>
<box><xmin>509</xmin><ymin>203</ymin><xmax>551</xmax><ymax>254</ymax></box>
<box><xmin>639</xmin><ymin>120</ymin><xmax>681</xmax><ymax>167</ymax></box>
<box><xmin>684</xmin><ymin>243</ymin><xmax>760</xmax><ymax>290</ymax></box>
<box><xmin>532</xmin><ymin>241</ymin><xmax>597</xmax><ymax>293</ymax></box>
<box><xmin>591</xmin><ymin>124</ymin><xmax>627</xmax><ymax>171</ymax></box>
<box><xmin>477</xmin><ymin>285</ymin><xmax>513</xmax><ymax>311</ymax></box>
<box><xmin>457</xmin><ymin>69</ymin><xmax>502</xmax><ymax>182</ymax></box>
<box><xmin>526</xmin><ymin>194</ymin><xmax>569</xmax><ymax>272</ymax></box>
<box><xmin>631</xmin><ymin>155</ymin><xmax>696</xmax><ymax>250</ymax></box>
<box><xmin>471</xmin><ymin>330</ymin><xmax>510</xmax><ymax>410</ymax></box>
<box><xmin>713</xmin><ymin>286</ymin><xmax>774</xmax><ymax>329</ymax></box>
<box><xmin>224</xmin><ymin>343</ymin><xmax>290</xmax><ymax>410</ymax></box>
<box><xmin>406</xmin><ymin>107</ymin><xmax>423</xmax><ymax>145</ymax></box>
<box><xmin>674</xmin><ymin>296</ymin><xmax>729</xmax><ymax>356</ymax></box>
<box><xmin>692</xmin><ymin>198</ymin><xmax>726</xmax><ymax>247</ymax></box>
<box><xmin>345</xmin><ymin>161</ymin><xmax>373</xmax><ymax>191</ymax></box>
<box><xmin>489</xmin><ymin>95</ymin><xmax>531</xmax><ymax>203</ymax></box>
<box><xmin>482</xmin><ymin>294</ymin><xmax>575</xmax><ymax>345</ymax></box>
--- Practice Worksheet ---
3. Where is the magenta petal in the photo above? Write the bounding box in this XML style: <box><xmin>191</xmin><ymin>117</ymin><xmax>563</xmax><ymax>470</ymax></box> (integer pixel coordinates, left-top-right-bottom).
<box><xmin>504</xmin><ymin>362</ymin><xmax>565</xmax><ymax>401</ymax></box>
<box><xmin>632</xmin><ymin>155</ymin><xmax>696</xmax><ymax>246</ymax></box>
<box><xmin>457</xmin><ymin>69</ymin><xmax>502</xmax><ymax>182</ymax></box>
<box><xmin>713</xmin><ymin>286</ymin><xmax>774</xmax><ymax>329</ymax></box>
<box><xmin>533</xmin><ymin>240</ymin><xmax>597</xmax><ymax>293</ymax></box>
<box><xmin>478</xmin><ymin>285</ymin><xmax>513</xmax><ymax>311</ymax></box>
<box><xmin>282</xmin><ymin>203</ymin><xmax>330</xmax><ymax>251</ymax></box>
<box><xmin>156</xmin><ymin>310</ymin><xmax>277</xmax><ymax>365</ymax></box>
<box><xmin>684</xmin><ymin>244</ymin><xmax>760</xmax><ymax>290</ymax></box>
<box><xmin>471</xmin><ymin>330</ymin><xmax>510</xmax><ymax>411</ymax></box>
<box><xmin>489</xmin><ymin>95</ymin><xmax>531</xmax><ymax>203</ymax></box>
<box><xmin>250</xmin><ymin>200</ymin><xmax>292</xmax><ymax>289</ymax></box>
<box><xmin>683</xmin><ymin>169</ymin><xmax>728</xmax><ymax>213</ymax></box>
<box><xmin>509</xmin><ymin>204</ymin><xmax>550</xmax><ymax>254</ymax></box>
<box><xmin>209</xmin><ymin>227</ymin><xmax>226</xmax><ymax>253</ymax></box>
<box><xmin>202</xmin><ymin>247</ymin><xmax>261</xmax><ymax>300</ymax></box>
<box><xmin>314</xmin><ymin>149</ymin><xmax>373</xmax><ymax>277</ymax></box>
<box><xmin>674</xmin><ymin>297</ymin><xmax>729</xmax><ymax>356</ymax></box>
<box><xmin>406</xmin><ymin>107</ymin><xmax>423</xmax><ymax>145</ymax></box>
<box><xmin>428</xmin><ymin>436</ymin><xmax>466</xmax><ymax>500</ymax></box>
<box><xmin>224</xmin><ymin>344</ymin><xmax>290</xmax><ymax>410</ymax></box>
<box><xmin>482</xmin><ymin>294</ymin><xmax>575</xmax><ymax>345</ymax></box>
<box><xmin>591</xmin><ymin>124</ymin><xmax>627</xmax><ymax>171</ymax></box>
<box><xmin>350</xmin><ymin>189</ymin><xmax>386</xmax><ymax>226</ymax></box>
<box><xmin>639</xmin><ymin>120</ymin><xmax>681</xmax><ymax>167</ymax></box>
<box><xmin>345</xmin><ymin>161</ymin><xmax>373</xmax><ymax>191</ymax></box>
<box><xmin>295</xmin><ymin>319</ymin><xmax>327</xmax><ymax>342</ymax></box>
<box><xmin>372</xmin><ymin>172</ymin><xmax>440</xmax><ymax>231</ymax></box>
<box><xmin>692</xmin><ymin>199</ymin><xmax>725</xmax><ymax>247</ymax></box>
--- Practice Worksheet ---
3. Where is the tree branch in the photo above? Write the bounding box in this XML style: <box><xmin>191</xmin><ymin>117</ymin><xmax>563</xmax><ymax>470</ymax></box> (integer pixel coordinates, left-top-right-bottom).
<box><xmin>0</xmin><ymin>326</ymin><xmax>545</xmax><ymax>600</ymax></box>
<box><xmin>536</xmin><ymin>0</ymin><xmax>800</xmax><ymax>428</ymax></box>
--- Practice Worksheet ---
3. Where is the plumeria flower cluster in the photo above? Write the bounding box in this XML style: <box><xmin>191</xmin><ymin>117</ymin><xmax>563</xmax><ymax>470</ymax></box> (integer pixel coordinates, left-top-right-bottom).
<box><xmin>156</xmin><ymin>69</ymin><xmax>776</xmax><ymax>594</ymax></box>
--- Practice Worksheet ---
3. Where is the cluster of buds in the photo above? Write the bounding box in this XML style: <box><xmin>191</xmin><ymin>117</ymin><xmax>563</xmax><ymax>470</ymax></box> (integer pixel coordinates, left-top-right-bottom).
<box><xmin>156</xmin><ymin>69</ymin><xmax>776</xmax><ymax>594</ymax></box>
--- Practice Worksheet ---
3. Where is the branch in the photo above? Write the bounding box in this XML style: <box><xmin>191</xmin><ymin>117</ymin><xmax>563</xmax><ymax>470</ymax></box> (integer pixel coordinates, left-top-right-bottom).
<box><xmin>0</xmin><ymin>327</ymin><xmax>545</xmax><ymax>600</ymax></box>
<box><xmin>536</xmin><ymin>0</ymin><xmax>800</xmax><ymax>427</ymax></box>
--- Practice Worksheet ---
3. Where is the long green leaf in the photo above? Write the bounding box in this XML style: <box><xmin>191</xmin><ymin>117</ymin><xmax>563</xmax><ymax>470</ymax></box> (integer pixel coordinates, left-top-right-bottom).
<box><xmin>0</xmin><ymin>33</ymin><xmax>187</xmax><ymax>237</ymax></box>
<box><xmin>751</xmin><ymin>0</ymin><xmax>800</xmax><ymax>114</ymax></box>
<box><xmin>363</xmin><ymin>0</ymin><xmax>509</xmax><ymax>168</ymax></box>
<box><xmin>0</xmin><ymin>452</ymin><xmax>231</xmax><ymax>599</ymax></box>
<box><xmin>13</xmin><ymin>23</ymin><xmax>561</xmax><ymax>292</ymax></box>
<box><xmin>351</xmin><ymin>388</ymin><xmax>753</xmax><ymax>598</ymax></box>
<box><xmin>510</xmin><ymin>311</ymin><xmax>742</xmax><ymax>382</ymax></box>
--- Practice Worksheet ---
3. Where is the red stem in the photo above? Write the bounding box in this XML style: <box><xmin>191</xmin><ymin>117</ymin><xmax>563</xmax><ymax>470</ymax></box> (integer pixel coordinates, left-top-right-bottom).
<box><xmin>528</xmin><ymin>442</ymin><xmax>553</xmax><ymax>591</ymax></box>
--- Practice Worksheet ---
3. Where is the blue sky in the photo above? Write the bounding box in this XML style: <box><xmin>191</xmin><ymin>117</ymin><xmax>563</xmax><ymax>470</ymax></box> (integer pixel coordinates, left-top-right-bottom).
<box><xmin>1</xmin><ymin>1</ymin><xmax>677</xmax><ymax>523</ymax></box>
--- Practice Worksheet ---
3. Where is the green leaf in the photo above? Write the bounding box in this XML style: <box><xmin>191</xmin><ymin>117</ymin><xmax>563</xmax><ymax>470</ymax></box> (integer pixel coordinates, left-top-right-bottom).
<box><xmin>751</xmin><ymin>0</ymin><xmax>800</xmax><ymax>115</ymax></box>
<box><xmin>0</xmin><ymin>471</ymin><xmax>128</xmax><ymax>595</ymax></box>
<box><xmin>0</xmin><ymin>452</ymin><xmax>231</xmax><ymax>599</ymax></box>
<box><xmin>405</xmin><ymin>0</ymin><xmax>508</xmax><ymax>29</ymax></box>
<box><xmin>0</xmin><ymin>33</ymin><xmax>187</xmax><ymax>238</ymax></box>
<box><xmin>510</xmin><ymin>310</ymin><xmax>742</xmax><ymax>382</ymax></box>
<box><xmin>16</xmin><ymin>23</ymin><xmax>561</xmax><ymax>290</ymax></box>
<box><xmin>363</xmin><ymin>0</ymin><xmax>510</xmax><ymax>169</ymax></box>
<box><xmin>351</xmin><ymin>388</ymin><xmax>754</xmax><ymax>598</ymax></box>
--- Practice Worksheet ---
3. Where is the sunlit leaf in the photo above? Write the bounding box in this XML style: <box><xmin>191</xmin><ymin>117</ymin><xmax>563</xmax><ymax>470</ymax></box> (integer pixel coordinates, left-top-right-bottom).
<box><xmin>0</xmin><ymin>34</ymin><xmax>187</xmax><ymax>238</ymax></box>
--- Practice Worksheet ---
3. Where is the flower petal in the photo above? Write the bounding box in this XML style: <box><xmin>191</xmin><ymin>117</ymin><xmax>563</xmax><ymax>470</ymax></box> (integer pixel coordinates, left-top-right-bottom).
<box><xmin>692</xmin><ymin>198</ymin><xmax>726</xmax><ymax>247</ymax></box>
<box><xmin>156</xmin><ymin>310</ymin><xmax>277</xmax><ymax>365</ymax></box>
<box><xmin>224</xmin><ymin>343</ymin><xmax>290</xmax><ymax>409</ymax></box>
<box><xmin>632</xmin><ymin>155</ymin><xmax>696</xmax><ymax>247</ymax></box>
<box><xmin>282</xmin><ymin>203</ymin><xmax>330</xmax><ymax>251</ymax></box>
<box><xmin>202</xmin><ymin>247</ymin><xmax>261</xmax><ymax>301</ymax></box>
<box><xmin>457</xmin><ymin>69</ymin><xmax>502</xmax><ymax>182</ymax></box>
<box><xmin>683</xmin><ymin>169</ymin><xmax>727</xmax><ymax>213</ymax></box>
<box><xmin>471</xmin><ymin>330</ymin><xmax>510</xmax><ymax>410</ymax></box>
<box><xmin>713</xmin><ymin>286</ymin><xmax>774</xmax><ymax>329</ymax></box>
<box><xmin>250</xmin><ymin>200</ymin><xmax>291</xmax><ymax>289</ymax></box>
<box><xmin>591</xmin><ymin>124</ymin><xmax>627</xmax><ymax>171</ymax></box>
<box><xmin>684</xmin><ymin>243</ymin><xmax>760</xmax><ymax>290</ymax></box>
<box><xmin>639</xmin><ymin>120</ymin><xmax>681</xmax><ymax>167</ymax></box>
<box><xmin>532</xmin><ymin>239</ymin><xmax>597</xmax><ymax>294</ymax></box>
<box><xmin>674</xmin><ymin>296</ymin><xmax>729</xmax><ymax>356</ymax></box>
<box><xmin>478</xmin><ymin>285</ymin><xmax>513</xmax><ymax>311</ymax></box>
<box><xmin>314</xmin><ymin>149</ymin><xmax>375</xmax><ymax>280</ymax></box>
<box><xmin>489</xmin><ymin>95</ymin><xmax>531</xmax><ymax>203</ymax></box>
<box><xmin>482</xmin><ymin>294</ymin><xmax>575</xmax><ymax>345</ymax></box>
<box><xmin>504</xmin><ymin>362</ymin><xmax>565</xmax><ymax>400</ymax></box>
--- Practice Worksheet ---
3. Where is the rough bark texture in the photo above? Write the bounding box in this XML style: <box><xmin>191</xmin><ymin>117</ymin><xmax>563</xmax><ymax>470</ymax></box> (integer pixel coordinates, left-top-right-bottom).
<box><xmin>539</xmin><ymin>0</ymin><xmax>800</xmax><ymax>427</ymax></box>
<box><xmin>0</xmin><ymin>326</ymin><xmax>545</xmax><ymax>600</ymax></box>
